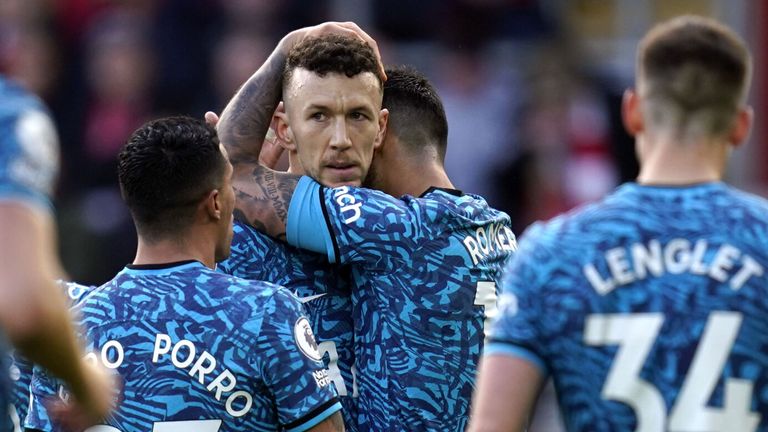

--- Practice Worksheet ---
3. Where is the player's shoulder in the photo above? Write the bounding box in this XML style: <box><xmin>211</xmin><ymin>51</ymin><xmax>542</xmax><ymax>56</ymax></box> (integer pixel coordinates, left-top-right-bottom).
<box><xmin>0</xmin><ymin>78</ymin><xmax>45</xmax><ymax>118</ymax></box>
<box><xmin>718</xmin><ymin>184</ymin><xmax>768</xmax><ymax>217</ymax></box>
<box><xmin>208</xmin><ymin>269</ymin><xmax>302</xmax><ymax>310</ymax></box>
<box><xmin>55</xmin><ymin>280</ymin><xmax>95</xmax><ymax>306</ymax></box>
<box><xmin>203</xmin><ymin>266</ymin><xmax>288</xmax><ymax>299</ymax></box>
<box><xmin>220</xmin><ymin>220</ymin><xmax>287</xmax><ymax>270</ymax></box>
<box><xmin>100</xmin><ymin>261</ymin><xmax>282</xmax><ymax>304</ymax></box>
<box><xmin>418</xmin><ymin>188</ymin><xmax>512</xmax><ymax>227</ymax></box>
<box><xmin>0</xmin><ymin>78</ymin><xmax>49</xmax><ymax>133</ymax></box>
<box><xmin>0</xmin><ymin>77</ymin><xmax>59</xmax><ymax>205</ymax></box>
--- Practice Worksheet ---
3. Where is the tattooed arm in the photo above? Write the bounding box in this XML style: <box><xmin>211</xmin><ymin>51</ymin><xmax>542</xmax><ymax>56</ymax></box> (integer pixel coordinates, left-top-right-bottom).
<box><xmin>217</xmin><ymin>21</ymin><xmax>383</xmax><ymax>240</ymax></box>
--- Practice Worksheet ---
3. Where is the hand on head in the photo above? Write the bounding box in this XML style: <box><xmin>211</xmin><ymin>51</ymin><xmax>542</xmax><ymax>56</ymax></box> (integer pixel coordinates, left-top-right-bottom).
<box><xmin>281</xmin><ymin>21</ymin><xmax>386</xmax><ymax>81</ymax></box>
<box><xmin>205</xmin><ymin>105</ymin><xmax>286</xmax><ymax>170</ymax></box>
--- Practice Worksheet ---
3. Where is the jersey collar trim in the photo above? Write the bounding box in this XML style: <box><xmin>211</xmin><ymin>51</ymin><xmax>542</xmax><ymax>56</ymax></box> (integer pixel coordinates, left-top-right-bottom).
<box><xmin>126</xmin><ymin>260</ymin><xmax>202</xmax><ymax>270</ymax></box>
<box><xmin>419</xmin><ymin>186</ymin><xmax>463</xmax><ymax>198</ymax></box>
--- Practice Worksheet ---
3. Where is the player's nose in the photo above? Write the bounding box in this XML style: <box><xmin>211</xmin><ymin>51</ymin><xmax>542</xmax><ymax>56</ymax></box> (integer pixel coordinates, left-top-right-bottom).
<box><xmin>329</xmin><ymin>119</ymin><xmax>352</xmax><ymax>151</ymax></box>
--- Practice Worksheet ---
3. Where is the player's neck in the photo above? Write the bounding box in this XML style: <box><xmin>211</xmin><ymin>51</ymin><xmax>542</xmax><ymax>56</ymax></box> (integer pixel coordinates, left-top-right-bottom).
<box><xmin>133</xmin><ymin>236</ymin><xmax>216</xmax><ymax>270</ymax></box>
<box><xmin>287</xmin><ymin>151</ymin><xmax>304</xmax><ymax>175</ymax></box>
<box><xmin>391</xmin><ymin>160</ymin><xmax>454</xmax><ymax>197</ymax></box>
<box><xmin>636</xmin><ymin>135</ymin><xmax>727</xmax><ymax>185</ymax></box>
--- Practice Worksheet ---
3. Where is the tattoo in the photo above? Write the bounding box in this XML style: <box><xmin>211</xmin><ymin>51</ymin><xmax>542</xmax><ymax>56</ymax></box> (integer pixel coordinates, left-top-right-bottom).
<box><xmin>263</xmin><ymin>170</ymin><xmax>289</xmax><ymax>223</ymax></box>
<box><xmin>219</xmin><ymin>46</ymin><xmax>298</xmax><ymax>241</ymax></box>
<box><xmin>233</xmin><ymin>166</ymin><xmax>298</xmax><ymax>241</ymax></box>
<box><xmin>218</xmin><ymin>51</ymin><xmax>287</xmax><ymax>166</ymax></box>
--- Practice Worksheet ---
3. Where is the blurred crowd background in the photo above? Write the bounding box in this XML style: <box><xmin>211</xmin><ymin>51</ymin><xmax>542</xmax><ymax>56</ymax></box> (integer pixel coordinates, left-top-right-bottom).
<box><xmin>2</xmin><ymin>0</ymin><xmax>766</xmax><ymax>285</ymax></box>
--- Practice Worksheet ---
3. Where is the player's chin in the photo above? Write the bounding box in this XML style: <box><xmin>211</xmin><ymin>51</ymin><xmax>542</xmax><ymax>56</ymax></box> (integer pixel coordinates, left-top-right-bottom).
<box><xmin>322</xmin><ymin>169</ymin><xmax>363</xmax><ymax>188</ymax></box>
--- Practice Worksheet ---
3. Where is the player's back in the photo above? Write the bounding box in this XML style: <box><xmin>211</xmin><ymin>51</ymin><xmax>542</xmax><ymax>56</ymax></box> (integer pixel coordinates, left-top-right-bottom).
<box><xmin>341</xmin><ymin>188</ymin><xmax>515</xmax><ymax>431</ymax></box>
<box><xmin>27</xmin><ymin>261</ymin><xmax>340</xmax><ymax>432</ymax></box>
<box><xmin>498</xmin><ymin>182</ymin><xmax>768</xmax><ymax>431</ymax></box>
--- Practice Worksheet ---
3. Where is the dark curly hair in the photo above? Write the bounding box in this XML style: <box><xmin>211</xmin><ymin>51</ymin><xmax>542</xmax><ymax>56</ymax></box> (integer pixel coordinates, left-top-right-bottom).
<box><xmin>118</xmin><ymin>116</ymin><xmax>226</xmax><ymax>240</ymax></box>
<box><xmin>383</xmin><ymin>66</ymin><xmax>448</xmax><ymax>160</ymax></box>
<box><xmin>283</xmin><ymin>34</ymin><xmax>383</xmax><ymax>90</ymax></box>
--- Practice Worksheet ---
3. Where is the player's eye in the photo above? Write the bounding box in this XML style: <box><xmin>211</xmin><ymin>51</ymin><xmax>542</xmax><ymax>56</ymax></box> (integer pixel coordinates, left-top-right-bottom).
<box><xmin>309</xmin><ymin>112</ymin><xmax>326</xmax><ymax>121</ymax></box>
<box><xmin>350</xmin><ymin>111</ymin><xmax>368</xmax><ymax>121</ymax></box>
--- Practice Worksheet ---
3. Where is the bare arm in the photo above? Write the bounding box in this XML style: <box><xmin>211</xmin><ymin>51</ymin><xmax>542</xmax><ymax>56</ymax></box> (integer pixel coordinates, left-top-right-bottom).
<box><xmin>0</xmin><ymin>203</ymin><xmax>113</xmax><ymax>422</ymax></box>
<box><xmin>217</xmin><ymin>21</ymin><xmax>383</xmax><ymax>240</ymax></box>
<box><xmin>467</xmin><ymin>354</ymin><xmax>544</xmax><ymax>432</ymax></box>
<box><xmin>307</xmin><ymin>411</ymin><xmax>345</xmax><ymax>432</ymax></box>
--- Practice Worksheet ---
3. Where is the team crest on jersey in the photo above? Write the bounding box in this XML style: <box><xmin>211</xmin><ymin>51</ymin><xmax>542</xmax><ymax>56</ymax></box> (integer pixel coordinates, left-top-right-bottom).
<box><xmin>294</xmin><ymin>317</ymin><xmax>322</xmax><ymax>361</ymax></box>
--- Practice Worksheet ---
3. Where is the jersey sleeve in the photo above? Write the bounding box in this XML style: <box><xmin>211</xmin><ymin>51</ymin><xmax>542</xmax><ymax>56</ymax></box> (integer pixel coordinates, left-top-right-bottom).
<box><xmin>287</xmin><ymin>176</ymin><xmax>423</xmax><ymax>267</ymax></box>
<box><xmin>0</xmin><ymin>106</ymin><xmax>59</xmax><ymax>210</ymax></box>
<box><xmin>254</xmin><ymin>287</ymin><xmax>341</xmax><ymax>432</ymax></box>
<box><xmin>484</xmin><ymin>223</ymin><xmax>553</xmax><ymax>376</ymax></box>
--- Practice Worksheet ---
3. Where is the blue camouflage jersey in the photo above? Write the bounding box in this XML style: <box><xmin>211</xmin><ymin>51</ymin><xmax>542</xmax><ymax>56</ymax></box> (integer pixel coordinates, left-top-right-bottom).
<box><xmin>287</xmin><ymin>177</ymin><xmax>516</xmax><ymax>431</ymax></box>
<box><xmin>26</xmin><ymin>261</ymin><xmax>341</xmax><ymax>432</ymax></box>
<box><xmin>218</xmin><ymin>221</ymin><xmax>358</xmax><ymax>429</ymax></box>
<box><xmin>487</xmin><ymin>182</ymin><xmax>768</xmax><ymax>432</ymax></box>
<box><xmin>9</xmin><ymin>281</ymin><xmax>93</xmax><ymax>428</ymax></box>
<box><xmin>0</xmin><ymin>76</ymin><xmax>59</xmax><ymax>432</ymax></box>
<box><xmin>0</xmin><ymin>77</ymin><xmax>59</xmax><ymax>208</ymax></box>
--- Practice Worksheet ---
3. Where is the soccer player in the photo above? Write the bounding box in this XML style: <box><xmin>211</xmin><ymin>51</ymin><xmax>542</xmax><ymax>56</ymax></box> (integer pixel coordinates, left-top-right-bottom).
<box><xmin>25</xmin><ymin>116</ymin><xmax>344</xmax><ymax>432</ymax></box>
<box><xmin>0</xmin><ymin>75</ymin><xmax>113</xmax><ymax>431</ymax></box>
<box><xmin>468</xmin><ymin>15</ymin><xmax>767</xmax><ymax>432</ymax></box>
<box><xmin>215</xmin><ymin>22</ymin><xmax>386</xmax><ymax>431</ymax></box>
<box><xmin>218</xmin><ymin>31</ymin><xmax>515</xmax><ymax>431</ymax></box>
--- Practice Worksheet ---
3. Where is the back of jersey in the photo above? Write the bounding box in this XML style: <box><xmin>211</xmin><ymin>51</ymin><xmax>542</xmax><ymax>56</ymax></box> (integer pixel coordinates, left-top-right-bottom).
<box><xmin>26</xmin><ymin>261</ymin><xmax>340</xmax><ymax>432</ymax></box>
<box><xmin>490</xmin><ymin>183</ymin><xmax>768</xmax><ymax>432</ymax></box>
<box><xmin>287</xmin><ymin>180</ymin><xmax>517</xmax><ymax>431</ymax></box>
<box><xmin>219</xmin><ymin>221</ymin><xmax>358</xmax><ymax>428</ymax></box>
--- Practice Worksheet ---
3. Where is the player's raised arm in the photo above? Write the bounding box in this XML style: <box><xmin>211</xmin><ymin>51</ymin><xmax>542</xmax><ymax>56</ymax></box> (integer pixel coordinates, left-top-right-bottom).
<box><xmin>217</xmin><ymin>22</ymin><xmax>384</xmax><ymax>241</ymax></box>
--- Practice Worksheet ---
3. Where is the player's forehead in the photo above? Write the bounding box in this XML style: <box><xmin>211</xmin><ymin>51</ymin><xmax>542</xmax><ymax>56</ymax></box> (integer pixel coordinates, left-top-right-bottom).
<box><xmin>285</xmin><ymin>68</ymin><xmax>382</xmax><ymax>111</ymax></box>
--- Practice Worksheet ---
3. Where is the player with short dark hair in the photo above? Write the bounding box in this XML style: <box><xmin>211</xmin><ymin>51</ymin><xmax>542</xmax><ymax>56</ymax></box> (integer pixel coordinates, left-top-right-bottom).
<box><xmin>26</xmin><ymin>116</ymin><xmax>344</xmax><ymax>432</ymax></box>
<box><xmin>468</xmin><ymin>15</ymin><xmax>766</xmax><ymax>432</ymax></box>
<box><xmin>218</xmin><ymin>26</ymin><xmax>514</xmax><ymax>430</ymax></box>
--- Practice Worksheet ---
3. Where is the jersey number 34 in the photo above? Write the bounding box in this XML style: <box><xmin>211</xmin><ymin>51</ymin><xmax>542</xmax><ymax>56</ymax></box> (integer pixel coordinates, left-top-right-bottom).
<box><xmin>584</xmin><ymin>312</ymin><xmax>760</xmax><ymax>432</ymax></box>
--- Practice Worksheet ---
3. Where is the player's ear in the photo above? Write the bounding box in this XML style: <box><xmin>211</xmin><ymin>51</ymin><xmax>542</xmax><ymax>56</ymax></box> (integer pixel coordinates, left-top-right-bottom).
<box><xmin>203</xmin><ymin>189</ymin><xmax>222</xmax><ymax>221</ymax></box>
<box><xmin>622</xmin><ymin>88</ymin><xmax>643</xmax><ymax>136</ymax></box>
<box><xmin>274</xmin><ymin>106</ymin><xmax>297</xmax><ymax>152</ymax></box>
<box><xmin>728</xmin><ymin>105</ymin><xmax>753</xmax><ymax>148</ymax></box>
<box><xmin>373</xmin><ymin>108</ymin><xmax>389</xmax><ymax>150</ymax></box>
